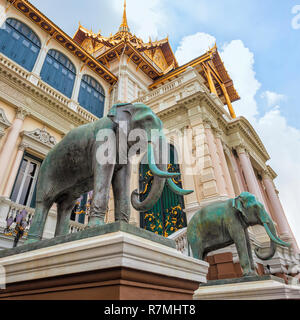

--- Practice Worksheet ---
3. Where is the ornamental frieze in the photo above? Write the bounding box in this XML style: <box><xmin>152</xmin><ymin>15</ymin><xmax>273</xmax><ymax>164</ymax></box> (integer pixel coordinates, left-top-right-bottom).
<box><xmin>21</xmin><ymin>127</ymin><xmax>57</xmax><ymax>148</ymax></box>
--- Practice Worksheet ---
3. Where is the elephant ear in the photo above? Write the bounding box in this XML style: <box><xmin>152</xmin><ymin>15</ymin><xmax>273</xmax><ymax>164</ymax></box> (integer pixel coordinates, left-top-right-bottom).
<box><xmin>107</xmin><ymin>103</ymin><xmax>132</xmax><ymax>123</ymax></box>
<box><xmin>232</xmin><ymin>196</ymin><xmax>249</xmax><ymax>224</ymax></box>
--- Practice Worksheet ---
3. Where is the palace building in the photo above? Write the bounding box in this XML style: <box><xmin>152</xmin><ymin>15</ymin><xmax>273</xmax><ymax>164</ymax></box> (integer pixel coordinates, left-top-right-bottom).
<box><xmin>0</xmin><ymin>0</ymin><xmax>299</xmax><ymax>283</ymax></box>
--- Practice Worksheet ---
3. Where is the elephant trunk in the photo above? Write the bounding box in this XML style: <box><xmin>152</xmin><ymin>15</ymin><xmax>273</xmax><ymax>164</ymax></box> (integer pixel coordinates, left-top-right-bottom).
<box><xmin>254</xmin><ymin>208</ymin><xmax>290</xmax><ymax>260</ymax></box>
<box><xmin>131</xmin><ymin>134</ymin><xmax>194</xmax><ymax>212</ymax></box>
<box><xmin>131</xmin><ymin>140</ymin><xmax>167</xmax><ymax>212</ymax></box>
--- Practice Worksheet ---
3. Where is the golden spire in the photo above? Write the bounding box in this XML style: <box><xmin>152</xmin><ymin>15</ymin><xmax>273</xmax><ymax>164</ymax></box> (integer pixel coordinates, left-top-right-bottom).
<box><xmin>119</xmin><ymin>0</ymin><xmax>130</xmax><ymax>32</ymax></box>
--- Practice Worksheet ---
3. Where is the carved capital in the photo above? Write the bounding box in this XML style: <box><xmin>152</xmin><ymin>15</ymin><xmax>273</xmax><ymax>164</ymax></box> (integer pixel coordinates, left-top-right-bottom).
<box><xmin>16</xmin><ymin>107</ymin><xmax>30</xmax><ymax>121</ymax></box>
<box><xmin>18</xmin><ymin>142</ymin><xmax>29</xmax><ymax>152</ymax></box>
<box><xmin>213</xmin><ymin>128</ymin><xmax>223</xmax><ymax>139</ymax></box>
<box><xmin>261</xmin><ymin>169</ymin><xmax>272</xmax><ymax>181</ymax></box>
<box><xmin>203</xmin><ymin>118</ymin><xmax>212</xmax><ymax>129</ymax></box>
<box><xmin>235</xmin><ymin>143</ymin><xmax>248</xmax><ymax>155</ymax></box>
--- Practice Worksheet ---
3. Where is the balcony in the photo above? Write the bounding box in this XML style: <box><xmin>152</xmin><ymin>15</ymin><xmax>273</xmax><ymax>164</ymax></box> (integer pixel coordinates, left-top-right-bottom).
<box><xmin>0</xmin><ymin>197</ymin><xmax>87</xmax><ymax>249</ymax></box>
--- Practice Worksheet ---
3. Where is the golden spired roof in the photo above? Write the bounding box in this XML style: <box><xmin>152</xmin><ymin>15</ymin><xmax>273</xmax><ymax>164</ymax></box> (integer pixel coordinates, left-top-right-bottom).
<box><xmin>119</xmin><ymin>0</ymin><xmax>130</xmax><ymax>33</ymax></box>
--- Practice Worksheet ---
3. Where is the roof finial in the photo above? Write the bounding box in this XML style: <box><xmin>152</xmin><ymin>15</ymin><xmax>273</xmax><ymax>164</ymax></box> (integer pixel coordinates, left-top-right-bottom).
<box><xmin>119</xmin><ymin>0</ymin><xmax>130</xmax><ymax>32</ymax></box>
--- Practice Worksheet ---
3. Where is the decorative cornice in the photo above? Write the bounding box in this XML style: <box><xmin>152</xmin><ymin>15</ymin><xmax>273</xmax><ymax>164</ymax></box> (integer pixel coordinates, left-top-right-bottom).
<box><xmin>21</xmin><ymin>127</ymin><xmax>56</xmax><ymax>148</ymax></box>
<box><xmin>227</xmin><ymin>116</ymin><xmax>270</xmax><ymax>162</ymax></box>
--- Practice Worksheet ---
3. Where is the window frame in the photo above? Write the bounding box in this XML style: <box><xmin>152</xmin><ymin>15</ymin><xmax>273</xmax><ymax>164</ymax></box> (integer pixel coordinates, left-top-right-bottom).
<box><xmin>0</xmin><ymin>18</ymin><xmax>41</xmax><ymax>71</ymax></box>
<box><xmin>10</xmin><ymin>154</ymin><xmax>42</xmax><ymax>208</ymax></box>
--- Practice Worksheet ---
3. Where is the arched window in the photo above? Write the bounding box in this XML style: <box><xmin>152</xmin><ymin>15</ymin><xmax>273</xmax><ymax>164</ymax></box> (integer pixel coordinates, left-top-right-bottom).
<box><xmin>0</xmin><ymin>18</ymin><xmax>41</xmax><ymax>71</ymax></box>
<box><xmin>139</xmin><ymin>145</ymin><xmax>187</xmax><ymax>237</ymax></box>
<box><xmin>40</xmin><ymin>49</ymin><xmax>76</xmax><ymax>98</ymax></box>
<box><xmin>78</xmin><ymin>75</ymin><xmax>105</xmax><ymax>118</ymax></box>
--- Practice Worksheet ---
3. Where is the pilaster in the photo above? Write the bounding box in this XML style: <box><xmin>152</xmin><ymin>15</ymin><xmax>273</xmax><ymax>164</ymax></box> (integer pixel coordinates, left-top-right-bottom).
<box><xmin>203</xmin><ymin>119</ymin><xmax>227</xmax><ymax>197</ymax></box>
<box><xmin>0</xmin><ymin>107</ymin><xmax>29</xmax><ymax>194</ymax></box>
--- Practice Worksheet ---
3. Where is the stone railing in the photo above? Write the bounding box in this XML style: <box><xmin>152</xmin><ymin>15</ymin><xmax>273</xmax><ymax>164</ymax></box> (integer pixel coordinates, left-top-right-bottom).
<box><xmin>0</xmin><ymin>197</ymin><xmax>87</xmax><ymax>242</ymax></box>
<box><xmin>0</xmin><ymin>52</ymin><xmax>98</xmax><ymax>124</ymax></box>
<box><xmin>0</xmin><ymin>197</ymin><xmax>35</xmax><ymax>234</ymax></box>
<box><xmin>77</xmin><ymin>105</ymin><xmax>99</xmax><ymax>123</ymax></box>
<box><xmin>135</xmin><ymin>78</ymin><xmax>183</xmax><ymax>104</ymax></box>
<box><xmin>69</xmin><ymin>220</ymin><xmax>88</xmax><ymax>234</ymax></box>
<box><xmin>36</xmin><ymin>79</ymin><xmax>70</xmax><ymax>105</ymax></box>
<box><xmin>0</xmin><ymin>53</ymin><xmax>30</xmax><ymax>81</ymax></box>
<box><xmin>168</xmin><ymin>227</ymin><xmax>189</xmax><ymax>256</ymax></box>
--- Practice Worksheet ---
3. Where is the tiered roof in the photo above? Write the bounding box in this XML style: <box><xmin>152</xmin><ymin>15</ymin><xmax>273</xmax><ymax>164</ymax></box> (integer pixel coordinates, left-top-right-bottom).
<box><xmin>9</xmin><ymin>0</ymin><xmax>240</xmax><ymax>117</ymax></box>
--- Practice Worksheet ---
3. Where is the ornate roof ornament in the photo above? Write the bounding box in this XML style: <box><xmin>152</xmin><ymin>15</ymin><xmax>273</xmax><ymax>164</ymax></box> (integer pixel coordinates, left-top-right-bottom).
<box><xmin>119</xmin><ymin>0</ymin><xmax>130</xmax><ymax>33</ymax></box>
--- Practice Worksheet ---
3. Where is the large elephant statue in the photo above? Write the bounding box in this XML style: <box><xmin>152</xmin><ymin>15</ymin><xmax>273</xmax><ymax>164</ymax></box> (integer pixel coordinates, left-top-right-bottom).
<box><xmin>187</xmin><ymin>192</ymin><xmax>290</xmax><ymax>276</ymax></box>
<box><xmin>27</xmin><ymin>103</ymin><xmax>192</xmax><ymax>243</ymax></box>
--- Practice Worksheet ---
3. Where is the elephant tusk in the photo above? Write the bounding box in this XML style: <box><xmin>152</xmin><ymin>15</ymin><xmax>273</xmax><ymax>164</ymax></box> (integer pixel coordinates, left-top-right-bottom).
<box><xmin>147</xmin><ymin>143</ymin><xmax>180</xmax><ymax>178</ymax></box>
<box><xmin>167</xmin><ymin>178</ymin><xmax>194</xmax><ymax>196</ymax></box>
<box><xmin>263</xmin><ymin>223</ymin><xmax>291</xmax><ymax>247</ymax></box>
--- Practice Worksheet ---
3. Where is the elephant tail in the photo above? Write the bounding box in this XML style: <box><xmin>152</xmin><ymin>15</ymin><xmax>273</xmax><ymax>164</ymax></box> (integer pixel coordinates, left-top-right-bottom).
<box><xmin>187</xmin><ymin>239</ymin><xmax>191</xmax><ymax>257</ymax></box>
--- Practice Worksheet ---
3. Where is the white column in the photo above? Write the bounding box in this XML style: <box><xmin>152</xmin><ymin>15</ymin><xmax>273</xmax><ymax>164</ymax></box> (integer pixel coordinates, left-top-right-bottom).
<box><xmin>0</xmin><ymin>108</ymin><xmax>28</xmax><ymax>194</ymax></box>
<box><xmin>263</xmin><ymin>171</ymin><xmax>299</xmax><ymax>251</ymax></box>
<box><xmin>72</xmin><ymin>72</ymin><xmax>82</xmax><ymax>103</ymax></box>
<box><xmin>3</xmin><ymin>142</ymin><xmax>28</xmax><ymax>198</ymax></box>
<box><xmin>236</xmin><ymin>145</ymin><xmax>264</xmax><ymax>204</ymax></box>
<box><xmin>214</xmin><ymin>129</ymin><xmax>235</xmax><ymax>198</ymax></box>
<box><xmin>28</xmin><ymin>38</ymin><xmax>49</xmax><ymax>85</ymax></box>
<box><xmin>204</xmin><ymin>120</ymin><xmax>227</xmax><ymax>196</ymax></box>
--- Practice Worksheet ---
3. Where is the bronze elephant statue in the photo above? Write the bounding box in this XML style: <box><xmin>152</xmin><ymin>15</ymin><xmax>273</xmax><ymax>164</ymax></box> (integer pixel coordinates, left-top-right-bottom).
<box><xmin>187</xmin><ymin>192</ymin><xmax>290</xmax><ymax>276</ymax></box>
<box><xmin>27</xmin><ymin>103</ymin><xmax>192</xmax><ymax>243</ymax></box>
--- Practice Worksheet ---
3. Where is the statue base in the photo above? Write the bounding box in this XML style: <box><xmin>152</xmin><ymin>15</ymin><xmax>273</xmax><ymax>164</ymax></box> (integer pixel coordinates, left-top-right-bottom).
<box><xmin>194</xmin><ymin>275</ymin><xmax>300</xmax><ymax>300</ymax></box>
<box><xmin>0</xmin><ymin>222</ymin><xmax>209</xmax><ymax>300</ymax></box>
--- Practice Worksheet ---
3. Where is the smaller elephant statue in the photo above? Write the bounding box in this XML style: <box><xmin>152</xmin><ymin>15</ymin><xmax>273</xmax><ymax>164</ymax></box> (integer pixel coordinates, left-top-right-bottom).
<box><xmin>187</xmin><ymin>192</ymin><xmax>290</xmax><ymax>276</ymax></box>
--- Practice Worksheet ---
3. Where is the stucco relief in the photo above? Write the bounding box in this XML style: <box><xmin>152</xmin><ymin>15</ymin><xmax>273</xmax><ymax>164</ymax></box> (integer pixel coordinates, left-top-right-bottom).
<box><xmin>0</xmin><ymin>107</ymin><xmax>11</xmax><ymax>129</ymax></box>
<box><xmin>22</xmin><ymin>128</ymin><xmax>57</xmax><ymax>148</ymax></box>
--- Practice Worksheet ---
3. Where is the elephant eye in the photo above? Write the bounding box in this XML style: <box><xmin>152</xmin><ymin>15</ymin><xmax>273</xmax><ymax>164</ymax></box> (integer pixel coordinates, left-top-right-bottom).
<box><xmin>145</xmin><ymin>116</ymin><xmax>153</xmax><ymax>122</ymax></box>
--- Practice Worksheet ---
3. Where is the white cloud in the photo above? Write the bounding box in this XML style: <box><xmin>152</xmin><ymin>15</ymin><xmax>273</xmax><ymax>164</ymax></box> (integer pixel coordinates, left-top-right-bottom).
<box><xmin>175</xmin><ymin>32</ymin><xmax>300</xmax><ymax>246</ymax></box>
<box><xmin>261</xmin><ymin>91</ymin><xmax>286</xmax><ymax>107</ymax></box>
<box><xmin>175</xmin><ymin>32</ymin><xmax>216</xmax><ymax>66</ymax></box>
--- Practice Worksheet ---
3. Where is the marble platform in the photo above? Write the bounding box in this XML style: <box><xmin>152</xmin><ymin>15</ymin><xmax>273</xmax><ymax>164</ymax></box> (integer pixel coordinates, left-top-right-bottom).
<box><xmin>0</xmin><ymin>222</ymin><xmax>209</xmax><ymax>300</ymax></box>
<box><xmin>194</xmin><ymin>275</ymin><xmax>300</xmax><ymax>300</ymax></box>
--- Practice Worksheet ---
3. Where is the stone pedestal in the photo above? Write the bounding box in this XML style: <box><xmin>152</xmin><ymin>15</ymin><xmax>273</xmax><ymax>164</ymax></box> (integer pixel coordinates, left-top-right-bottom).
<box><xmin>0</xmin><ymin>222</ymin><xmax>209</xmax><ymax>300</ymax></box>
<box><xmin>194</xmin><ymin>275</ymin><xmax>300</xmax><ymax>300</ymax></box>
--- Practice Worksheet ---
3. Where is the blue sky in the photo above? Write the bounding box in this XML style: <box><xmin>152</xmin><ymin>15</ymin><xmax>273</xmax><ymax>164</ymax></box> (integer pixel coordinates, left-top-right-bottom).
<box><xmin>30</xmin><ymin>0</ymin><xmax>300</xmax><ymax>129</ymax></box>
<box><xmin>29</xmin><ymin>0</ymin><xmax>300</xmax><ymax>245</ymax></box>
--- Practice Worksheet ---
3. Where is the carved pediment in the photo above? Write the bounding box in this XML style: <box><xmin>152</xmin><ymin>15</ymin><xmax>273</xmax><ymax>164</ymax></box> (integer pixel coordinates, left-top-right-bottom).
<box><xmin>22</xmin><ymin>128</ymin><xmax>57</xmax><ymax>148</ymax></box>
<box><xmin>0</xmin><ymin>108</ymin><xmax>11</xmax><ymax>129</ymax></box>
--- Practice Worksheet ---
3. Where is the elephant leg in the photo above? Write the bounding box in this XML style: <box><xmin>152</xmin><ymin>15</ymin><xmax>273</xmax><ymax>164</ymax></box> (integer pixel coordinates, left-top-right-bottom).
<box><xmin>245</xmin><ymin>228</ymin><xmax>256</xmax><ymax>273</ymax></box>
<box><xmin>26</xmin><ymin>200</ymin><xmax>53</xmax><ymax>243</ymax></box>
<box><xmin>112</xmin><ymin>164</ymin><xmax>131</xmax><ymax>223</ymax></box>
<box><xmin>55</xmin><ymin>196</ymin><xmax>77</xmax><ymax>237</ymax></box>
<box><xmin>230</xmin><ymin>229</ymin><xmax>255</xmax><ymax>276</ymax></box>
<box><xmin>190</xmin><ymin>241</ymin><xmax>203</xmax><ymax>260</ymax></box>
<box><xmin>89</xmin><ymin>164</ymin><xmax>114</xmax><ymax>227</ymax></box>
